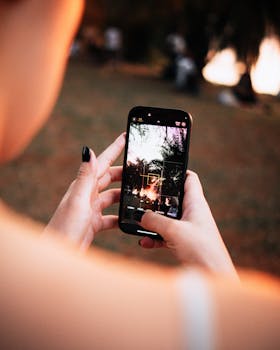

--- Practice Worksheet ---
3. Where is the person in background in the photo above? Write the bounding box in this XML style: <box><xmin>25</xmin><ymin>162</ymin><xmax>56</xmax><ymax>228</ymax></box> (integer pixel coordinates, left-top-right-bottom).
<box><xmin>175</xmin><ymin>50</ymin><xmax>200</xmax><ymax>95</ymax></box>
<box><xmin>104</xmin><ymin>25</ymin><xmax>123</xmax><ymax>68</ymax></box>
<box><xmin>81</xmin><ymin>25</ymin><xmax>105</xmax><ymax>64</ymax></box>
<box><xmin>162</xmin><ymin>31</ymin><xmax>186</xmax><ymax>80</ymax></box>
<box><xmin>218</xmin><ymin>67</ymin><xmax>259</xmax><ymax>108</ymax></box>
<box><xmin>232</xmin><ymin>68</ymin><xmax>257</xmax><ymax>104</ymax></box>
<box><xmin>0</xmin><ymin>1</ymin><xmax>279</xmax><ymax>349</ymax></box>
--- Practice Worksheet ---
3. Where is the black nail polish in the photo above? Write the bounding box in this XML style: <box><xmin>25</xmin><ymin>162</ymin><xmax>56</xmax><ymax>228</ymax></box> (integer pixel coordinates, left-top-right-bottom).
<box><xmin>82</xmin><ymin>146</ymin><xmax>90</xmax><ymax>162</ymax></box>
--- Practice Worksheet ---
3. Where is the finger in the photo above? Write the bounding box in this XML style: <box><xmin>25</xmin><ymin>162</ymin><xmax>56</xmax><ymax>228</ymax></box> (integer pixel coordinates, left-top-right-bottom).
<box><xmin>141</xmin><ymin>211</ymin><xmax>180</xmax><ymax>241</ymax></box>
<box><xmin>184</xmin><ymin>170</ymin><xmax>204</xmax><ymax>199</ymax></box>
<box><xmin>97</xmin><ymin>133</ymin><xmax>126</xmax><ymax>179</ymax></box>
<box><xmin>98</xmin><ymin>166</ymin><xmax>123</xmax><ymax>191</ymax></box>
<box><xmin>79</xmin><ymin>228</ymin><xmax>94</xmax><ymax>251</ymax></box>
<box><xmin>71</xmin><ymin>148</ymin><xmax>98</xmax><ymax>201</ymax></box>
<box><xmin>101</xmin><ymin>215</ymin><xmax>119</xmax><ymax>231</ymax></box>
<box><xmin>138</xmin><ymin>236</ymin><xmax>165</xmax><ymax>249</ymax></box>
<box><xmin>99</xmin><ymin>188</ymin><xmax>121</xmax><ymax>210</ymax></box>
<box><xmin>58</xmin><ymin>179</ymin><xmax>76</xmax><ymax>203</ymax></box>
<box><xmin>181</xmin><ymin>170</ymin><xmax>205</xmax><ymax>220</ymax></box>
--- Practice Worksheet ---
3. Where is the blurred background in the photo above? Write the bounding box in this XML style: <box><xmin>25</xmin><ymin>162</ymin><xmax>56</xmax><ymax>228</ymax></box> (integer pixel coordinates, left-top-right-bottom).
<box><xmin>1</xmin><ymin>0</ymin><xmax>279</xmax><ymax>275</ymax></box>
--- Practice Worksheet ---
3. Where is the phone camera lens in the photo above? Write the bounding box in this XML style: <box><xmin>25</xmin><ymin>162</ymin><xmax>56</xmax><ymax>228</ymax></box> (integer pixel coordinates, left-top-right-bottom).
<box><xmin>148</xmin><ymin>113</ymin><xmax>151</xmax><ymax>116</ymax></box>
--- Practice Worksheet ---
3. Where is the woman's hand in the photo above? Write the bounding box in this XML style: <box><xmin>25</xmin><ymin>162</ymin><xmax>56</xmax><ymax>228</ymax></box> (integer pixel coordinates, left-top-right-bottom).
<box><xmin>44</xmin><ymin>133</ymin><xmax>125</xmax><ymax>250</ymax></box>
<box><xmin>139</xmin><ymin>171</ymin><xmax>238</xmax><ymax>278</ymax></box>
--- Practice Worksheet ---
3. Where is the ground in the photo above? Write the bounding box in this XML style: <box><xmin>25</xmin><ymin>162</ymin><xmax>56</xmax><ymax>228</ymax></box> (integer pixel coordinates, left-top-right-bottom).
<box><xmin>1</xmin><ymin>60</ymin><xmax>279</xmax><ymax>276</ymax></box>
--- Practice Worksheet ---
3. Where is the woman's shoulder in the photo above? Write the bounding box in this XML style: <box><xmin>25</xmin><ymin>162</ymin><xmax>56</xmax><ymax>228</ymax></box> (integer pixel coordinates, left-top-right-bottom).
<box><xmin>0</xmin><ymin>200</ymin><xmax>44</xmax><ymax>242</ymax></box>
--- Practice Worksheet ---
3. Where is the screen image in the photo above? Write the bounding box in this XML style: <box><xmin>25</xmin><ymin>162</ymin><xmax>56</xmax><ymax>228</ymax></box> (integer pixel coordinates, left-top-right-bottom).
<box><xmin>120</xmin><ymin>122</ymin><xmax>188</xmax><ymax>226</ymax></box>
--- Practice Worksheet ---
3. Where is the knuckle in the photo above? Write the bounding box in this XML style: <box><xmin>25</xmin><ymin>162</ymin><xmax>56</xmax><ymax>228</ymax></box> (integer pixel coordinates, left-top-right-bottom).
<box><xmin>77</xmin><ymin>163</ymin><xmax>91</xmax><ymax>179</ymax></box>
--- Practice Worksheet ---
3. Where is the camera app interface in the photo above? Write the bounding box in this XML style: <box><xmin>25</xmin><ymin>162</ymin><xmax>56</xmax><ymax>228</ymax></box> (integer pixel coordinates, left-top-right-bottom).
<box><xmin>120</xmin><ymin>118</ymin><xmax>188</xmax><ymax>227</ymax></box>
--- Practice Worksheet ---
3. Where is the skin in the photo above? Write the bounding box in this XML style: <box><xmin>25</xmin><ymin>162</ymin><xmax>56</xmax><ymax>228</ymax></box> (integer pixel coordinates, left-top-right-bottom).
<box><xmin>0</xmin><ymin>0</ymin><xmax>84</xmax><ymax>162</ymax></box>
<box><xmin>139</xmin><ymin>170</ymin><xmax>238</xmax><ymax>278</ymax></box>
<box><xmin>45</xmin><ymin>134</ymin><xmax>126</xmax><ymax>250</ymax></box>
<box><xmin>0</xmin><ymin>1</ymin><xmax>279</xmax><ymax>349</ymax></box>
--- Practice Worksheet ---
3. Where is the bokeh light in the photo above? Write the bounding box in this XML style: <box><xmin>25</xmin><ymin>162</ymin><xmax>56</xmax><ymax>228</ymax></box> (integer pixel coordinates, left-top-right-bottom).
<box><xmin>203</xmin><ymin>37</ymin><xmax>280</xmax><ymax>96</ymax></box>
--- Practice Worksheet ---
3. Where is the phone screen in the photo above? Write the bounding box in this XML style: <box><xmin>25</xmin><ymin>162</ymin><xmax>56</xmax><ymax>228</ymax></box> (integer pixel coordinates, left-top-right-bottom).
<box><xmin>119</xmin><ymin>106</ymin><xmax>191</xmax><ymax>238</ymax></box>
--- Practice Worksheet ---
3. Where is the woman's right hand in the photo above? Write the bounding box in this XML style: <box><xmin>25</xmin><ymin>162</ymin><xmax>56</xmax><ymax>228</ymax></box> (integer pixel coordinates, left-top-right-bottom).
<box><xmin>139</xmin><ymin>171</ymin><xmax>238</xmax><ymax>278</ymax></box>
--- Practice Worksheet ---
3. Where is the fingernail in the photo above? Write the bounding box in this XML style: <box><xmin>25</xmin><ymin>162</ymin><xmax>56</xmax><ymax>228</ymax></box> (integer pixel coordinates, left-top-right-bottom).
<box><xmin>82</xmin><ymin>146</ymin><xmax>90</xmax><ymax>162</ymax></box>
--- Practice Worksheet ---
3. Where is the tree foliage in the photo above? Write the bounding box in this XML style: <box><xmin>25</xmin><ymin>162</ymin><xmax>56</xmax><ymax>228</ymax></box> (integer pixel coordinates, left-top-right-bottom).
<box><xmin>84</xmin><ymin>0</ymin><xmax>280</xmax><ymax>66</ymax></box>
<box><xmin>188</xmin><ymin>0</ymin><xmax>280</xmax><ymax>66</ymax></box>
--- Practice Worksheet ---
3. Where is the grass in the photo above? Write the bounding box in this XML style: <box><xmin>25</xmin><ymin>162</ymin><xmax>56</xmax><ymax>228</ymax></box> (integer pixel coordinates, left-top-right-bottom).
<box><xmin>1</xmin><ymin>60</ymin><xmax>280</xmax><ymax>275</ymax></box>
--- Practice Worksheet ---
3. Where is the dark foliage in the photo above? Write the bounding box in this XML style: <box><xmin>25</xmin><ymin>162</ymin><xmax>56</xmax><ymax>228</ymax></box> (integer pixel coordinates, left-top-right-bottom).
<box><xmin>84</xmin><ymin>0</ymin><xmax>280</xmax><ymax>67</ymax></box>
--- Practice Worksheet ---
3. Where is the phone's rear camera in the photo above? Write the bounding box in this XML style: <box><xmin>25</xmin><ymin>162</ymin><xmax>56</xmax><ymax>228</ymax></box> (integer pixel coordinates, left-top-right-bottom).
<box><xmin>148</xmin><ymin>113</ymin><xmax>151</xmax><ymax>116</ymax></box>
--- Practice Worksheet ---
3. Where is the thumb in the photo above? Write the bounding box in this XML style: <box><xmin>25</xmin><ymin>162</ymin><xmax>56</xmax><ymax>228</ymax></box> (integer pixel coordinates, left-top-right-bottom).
<box><xmin>71</xmin><ymin>146</ymin><xmax>98</xmax><ymax>200</ymax></box>
<box><xmin>140</xmin><ymin>210</ymin><xmax>179</xmax><ymax>241</ymax></box>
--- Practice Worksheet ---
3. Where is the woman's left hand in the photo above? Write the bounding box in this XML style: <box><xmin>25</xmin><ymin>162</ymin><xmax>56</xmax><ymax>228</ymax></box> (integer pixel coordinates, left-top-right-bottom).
<box><xmin>44</xmin><ymin>134</ymin><xmax>125</xmax><ymax>250</ymax></box>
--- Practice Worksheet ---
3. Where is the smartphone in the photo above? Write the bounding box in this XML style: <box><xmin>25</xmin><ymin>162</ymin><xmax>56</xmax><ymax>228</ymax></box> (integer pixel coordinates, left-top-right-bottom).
<box><xmin>118</xmin><ymin>106</ymin><xmax>192</xmax><ymax>238</ymax></box>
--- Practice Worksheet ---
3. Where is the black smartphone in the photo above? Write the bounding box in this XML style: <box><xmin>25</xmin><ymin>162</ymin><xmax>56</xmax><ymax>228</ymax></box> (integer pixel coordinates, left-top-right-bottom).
<box><xmin>118</xmin><ymin>106</ymin><xmax>192</xmax><ymax>238</ymax></box>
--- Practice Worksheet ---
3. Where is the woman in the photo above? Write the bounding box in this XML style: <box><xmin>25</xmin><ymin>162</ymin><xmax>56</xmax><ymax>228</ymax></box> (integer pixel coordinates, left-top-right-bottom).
<box><xmin>0</xmin><ymin>1</ymin><xmax>279</xmax><ymax>349</ymax></box>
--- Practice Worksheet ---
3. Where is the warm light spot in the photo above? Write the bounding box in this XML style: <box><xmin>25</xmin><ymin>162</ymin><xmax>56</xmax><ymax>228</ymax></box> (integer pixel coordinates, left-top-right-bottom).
<box><xmin>202</xmin><ymin>48</ymin><xmax>241</xmax><ymax>86</ymax></box>
<box><xmin>139</xmin><ymin>187</ymin><xmax>159</xmax><ymax>201</ymax></box>
<box><xmin>251</xmin><ymin>37</ymin><xmax>280</xmax><ymax>96</ymax></box>
<box><xmin>203</xmin><ymin>37</ymin><xmax>280</xmax><ymax>96</ymax></box>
